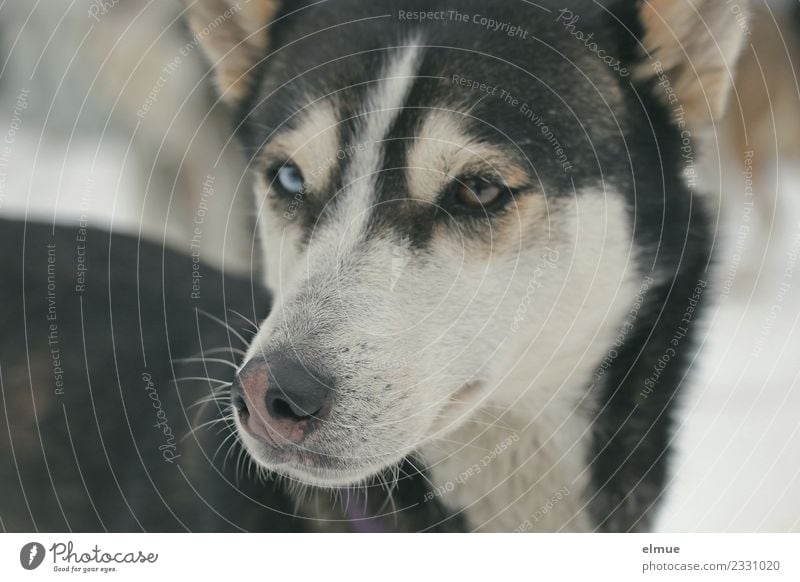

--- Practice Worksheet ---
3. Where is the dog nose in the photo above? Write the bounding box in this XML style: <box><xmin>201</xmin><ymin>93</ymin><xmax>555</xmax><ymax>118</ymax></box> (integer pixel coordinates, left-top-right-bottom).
<box><xmin>266</xmin><ymin>357</ymin><xmax>333</xmax><ymax>420</ymax></box>
<box><xmin>234</xmin><ymin>355</ymin><xmax>333</xmax><ymax>445</ymax></box>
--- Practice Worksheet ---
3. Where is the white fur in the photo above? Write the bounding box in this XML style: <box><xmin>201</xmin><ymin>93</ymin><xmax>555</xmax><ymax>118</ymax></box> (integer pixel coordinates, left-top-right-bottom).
<box><xmin>421</xmin><ymin>193</ymin><xmax>638</xmax><ymax>531</ymax></box>
<box><xmin>244</xmin><ymin>41</ymin><xmax>640</xmax><ymax>531</ymax></box>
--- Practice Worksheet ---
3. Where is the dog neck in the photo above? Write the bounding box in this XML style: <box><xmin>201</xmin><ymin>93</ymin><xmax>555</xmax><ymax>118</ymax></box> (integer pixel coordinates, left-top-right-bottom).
<box><xmin>420</xmin><ymin>385</ymin><xmax>595</xmax><ymax>532</ymax></box>
<box><xmin>417</xmin><ymin>302</ymin><xmax>629</xmax><ymax>532</ymax></box>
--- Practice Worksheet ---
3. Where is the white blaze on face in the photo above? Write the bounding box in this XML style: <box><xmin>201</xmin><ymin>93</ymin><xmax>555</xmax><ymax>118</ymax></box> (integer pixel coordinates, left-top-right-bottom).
<box><xmin>256</xmin><ymin>100</ymin><xmax>341</xmax><ymax>307</ymax></box>
<box><xmin>330</xmin><ymin>39</ymin><xmax>425</xmax><ymax>246</ymax></box>
<box><xmin>257</xmin><ymin>40</ymin><xmax>425</xmax><ymax>309</ymax></box>
<box><xmin>244</xmin><ymin>35</ymin><xmax>641</xmax><ymax>509</ymax></box>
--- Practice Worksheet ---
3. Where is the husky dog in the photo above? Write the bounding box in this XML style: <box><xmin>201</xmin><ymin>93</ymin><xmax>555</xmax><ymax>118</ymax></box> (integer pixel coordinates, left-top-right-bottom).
<box><xmin>182</xmin><ymin>0</ymin><xmax>748</xmax><ymax>532</ymax></box>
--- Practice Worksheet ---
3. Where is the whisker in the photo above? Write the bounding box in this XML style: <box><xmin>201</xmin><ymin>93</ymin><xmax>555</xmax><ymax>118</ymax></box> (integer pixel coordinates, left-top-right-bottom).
<box><xmin>195</xmin><ymin>308</ymin><xmax>250</xmax><ymax>347</ymax></box>
<box><xmin>174</xmin><ymin>357</ymin><xmax>239</xmax><ymax>370</ymax></box>
<box><xmin>201</xmin><ymin>346</ymin><xmax>247</xmax><ymax>358</ymax></box>
<box><xmin>432</xmin><ymin>436</ymin><xmax>490</xmax><ymax>453</ymax></box>
<box><xmin>432</xmin><ymin>413</ymin><xmax>516</xmax><ymax>432</ymax></box>
<box><xmin>375</xmin><ymin>464</ymin><xmax>400</xmax><ymax>516</ymax></box>
<box><xmin>189</xmin><ymin>383</ymin><xmax>234</xmax><ymax>425</ymax></box>
<box><xmin>228</xmin><ymin>308</ymin><xmax>261</xmax><ymax>332</ymax></box>
<box><xmin>402</xmin><ymin>456</ymin><xmax>438</xmax><ymax>492</ymax></box>
<box><xmin>187</xmin><ymin>394</ymin><xmax>231</xmax><ymax>411</ymax></box>
<box><xmin>223</xmin><ymin>436</ymin><xmax>241</xmax><ymax>468</ymax></box>
<box><xmin>173</xmin><ymin>377</ymin><xmax>233</xmax><ymax>387</ymax></box>
<box><xmin>235</xmin><ymin>446</ymin><xmax>250</xmax><ymax>485</ymax></box>
<box><xmin>190</xmin><ymin>415</ymin><xmax>232</xmax><ymax>432</ymax></box>
<box><xmin>182</xmin><ymin>415</ymin><xmax>233</xmax><ymax>442</ymax></box>
<box><xmin>213</xmin><ymin>429</ymin><xmax>240</xmax><ymax>463</ymax></box>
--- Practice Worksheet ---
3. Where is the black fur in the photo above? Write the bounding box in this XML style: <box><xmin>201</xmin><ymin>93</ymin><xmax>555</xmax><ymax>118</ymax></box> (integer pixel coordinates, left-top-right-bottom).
<box><xmin>0</xmin><ymin>219</ymin><xmax>461</xmax><ymax>532</ymax></box>
<box><xmin>0</xmin><ymin>0</ymin><xmax>716</xmax><ymax>533</ymax></box>
<box><xmin>233</xmin><ymin>0</ymin><xmax>715</xmax><ymax>531</ymax></box>
<box><xmin>0</xmin><ymin>218</ymin><xmax>299</xmax><ymax>531</ymax></box>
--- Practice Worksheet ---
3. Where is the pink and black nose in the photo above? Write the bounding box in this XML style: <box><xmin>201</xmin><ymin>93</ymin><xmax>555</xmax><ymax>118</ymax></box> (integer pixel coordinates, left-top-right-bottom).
<box><xmin>233</xmin><ymin>355</ymin><xmax>333</xmax><ymax>446</ymax></box>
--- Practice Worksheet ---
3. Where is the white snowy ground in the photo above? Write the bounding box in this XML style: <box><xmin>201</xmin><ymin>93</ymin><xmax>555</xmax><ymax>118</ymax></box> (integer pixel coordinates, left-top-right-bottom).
<box><xmin>658</xmin><ymin>163</ymin><xmax>800</xmax><ymax>532</ymax></box>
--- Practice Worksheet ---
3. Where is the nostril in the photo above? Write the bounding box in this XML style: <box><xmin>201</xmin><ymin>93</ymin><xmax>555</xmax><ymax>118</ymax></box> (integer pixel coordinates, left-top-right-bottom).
<box><xmin>236</xmin><ymin>358</ymin><xmax>268</xmax><ymax>423</ymax></box>
<box><xmin>266</xmin><ymin>391</ymin><xmax>321</xmax><ymax>421</ymax></box>
<box><xmin>263</xmin><ymin>355</ymin><xmax>333</xmax><ymax>423</ymax></box>
<box><xmin>269</xmin><ymin>395</ymin><xmax>302</xmax><ymax>421</ymax></box>
<box><xmin>233</xmin><ymin>393</ymin><xmax>249</xmax><ymax>418</ymax></box>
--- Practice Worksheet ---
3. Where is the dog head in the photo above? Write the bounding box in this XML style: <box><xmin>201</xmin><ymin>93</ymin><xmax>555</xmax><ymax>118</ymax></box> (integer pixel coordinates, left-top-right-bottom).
<box><xmin>184</xmin><ymin>0</ymin><xmax>748</xmax><ymax>486</ymax></box>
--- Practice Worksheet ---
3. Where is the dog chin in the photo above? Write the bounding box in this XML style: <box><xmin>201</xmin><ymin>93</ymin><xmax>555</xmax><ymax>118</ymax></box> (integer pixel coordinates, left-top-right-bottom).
<box><xmin>236</xmin><ymin>428</ymin><xmax>399</xmax><ymax>488</ymax></box>
<box><xmin>272</xmin><ymin>462</ymin><xmax>391</xmax><ymax>488</ymax></box>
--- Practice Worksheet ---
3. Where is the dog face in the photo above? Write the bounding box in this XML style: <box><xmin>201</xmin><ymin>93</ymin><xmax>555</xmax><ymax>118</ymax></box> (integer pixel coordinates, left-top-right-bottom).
<box><xmin>184</xmin><ymin>0</ymin><xmax>748</xmax><ymax>486</ymax></box>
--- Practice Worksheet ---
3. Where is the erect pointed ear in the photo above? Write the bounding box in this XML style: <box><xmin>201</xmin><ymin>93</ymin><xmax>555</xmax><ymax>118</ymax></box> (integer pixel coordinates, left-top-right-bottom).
<box><xmin>181</xmin><ymin>0</ymin><xmax>281</xmax><ymax>106</ymax></box>
<box><xmin>635</xmin><ymin>0</ymin><xmax>750</xmax><ymax>126</ymax></box>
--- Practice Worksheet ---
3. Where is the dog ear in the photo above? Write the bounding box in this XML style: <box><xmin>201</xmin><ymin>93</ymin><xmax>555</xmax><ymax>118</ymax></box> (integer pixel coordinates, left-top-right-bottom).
<box><xmin>636</xmin><ymin>0</ymin><xmax>750</xmax><ymax>126</ymax></box>
<box><xmin>182</xmin><ymin>0</ymin><xmax>281</xmax><ymax>106</ymax></box>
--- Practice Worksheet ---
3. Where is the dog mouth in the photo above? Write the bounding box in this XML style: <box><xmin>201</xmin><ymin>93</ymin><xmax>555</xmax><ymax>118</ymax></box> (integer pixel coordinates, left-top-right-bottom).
<box><xmin>231</xmin><ymin>400</ymin><xmax>401</xmax><ymax>487</ymax></box>
<box><xmin>229</xmin><ymin>370</ymin><xmax>485</xmax><ymax>487</ymax></box>
<box><xmin>235</xmin><ymin>431</ymin><xmax>397</xmax><ymax>487</ymax></box>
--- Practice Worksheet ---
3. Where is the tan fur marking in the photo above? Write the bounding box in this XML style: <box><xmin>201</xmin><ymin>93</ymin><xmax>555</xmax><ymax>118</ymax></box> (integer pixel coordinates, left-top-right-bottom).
<box><xmin>260</xmin><ymin>102</ymin><xmax>341</xmax><ymax>194</ymax></box>
<box><xmin>407</xmin><ymin>112</ymin><xmax>529</xmax><ymax>203</ymax></box>
<box><xmin>182</xmin><ymin>0</ymin><xmax>281</xmax><ymax>105</ymax></box>
<box><xmin>637</xmin><ymin>0</ymin><xmax>750</xmax><ymax>125</ymax></box>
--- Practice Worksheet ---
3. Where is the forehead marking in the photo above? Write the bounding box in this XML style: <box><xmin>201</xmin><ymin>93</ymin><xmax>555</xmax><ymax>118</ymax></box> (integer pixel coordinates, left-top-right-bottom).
<box><xmin>407</xmin><ymin>112</ymin><xmax>530</xmax><ymax>204</ymax></box>
<box><xmin>336</xmin><ymin>39</ymin><xmax>424</xmax><ymax>234</ymax></box>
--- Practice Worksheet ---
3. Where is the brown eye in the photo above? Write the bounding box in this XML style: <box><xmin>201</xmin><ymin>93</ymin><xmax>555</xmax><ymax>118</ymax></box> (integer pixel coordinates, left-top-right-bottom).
<box><xmin>454</xmin><ymin>178</ymin><xmax>505</xmax><ymax>209</ymax></box>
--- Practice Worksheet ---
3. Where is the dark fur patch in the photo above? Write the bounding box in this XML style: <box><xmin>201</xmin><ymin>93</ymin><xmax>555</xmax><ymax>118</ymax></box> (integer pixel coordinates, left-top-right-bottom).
<box><xmin>231</xmin><ymin>0</ymin><xmax>715</xmax><ymax>531</ymax></box>
<box><xmin>0</xmin><ymin>219</ymin><xmax>462</xmax><ymax>532</ymax></box>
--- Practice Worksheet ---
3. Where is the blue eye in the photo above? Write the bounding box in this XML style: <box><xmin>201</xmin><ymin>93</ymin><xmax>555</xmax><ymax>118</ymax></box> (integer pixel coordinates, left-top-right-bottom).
<box><xmin>275</xmin><ymin>164</ymin><xmax>305</xmax><ymax>194</ymax></box>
